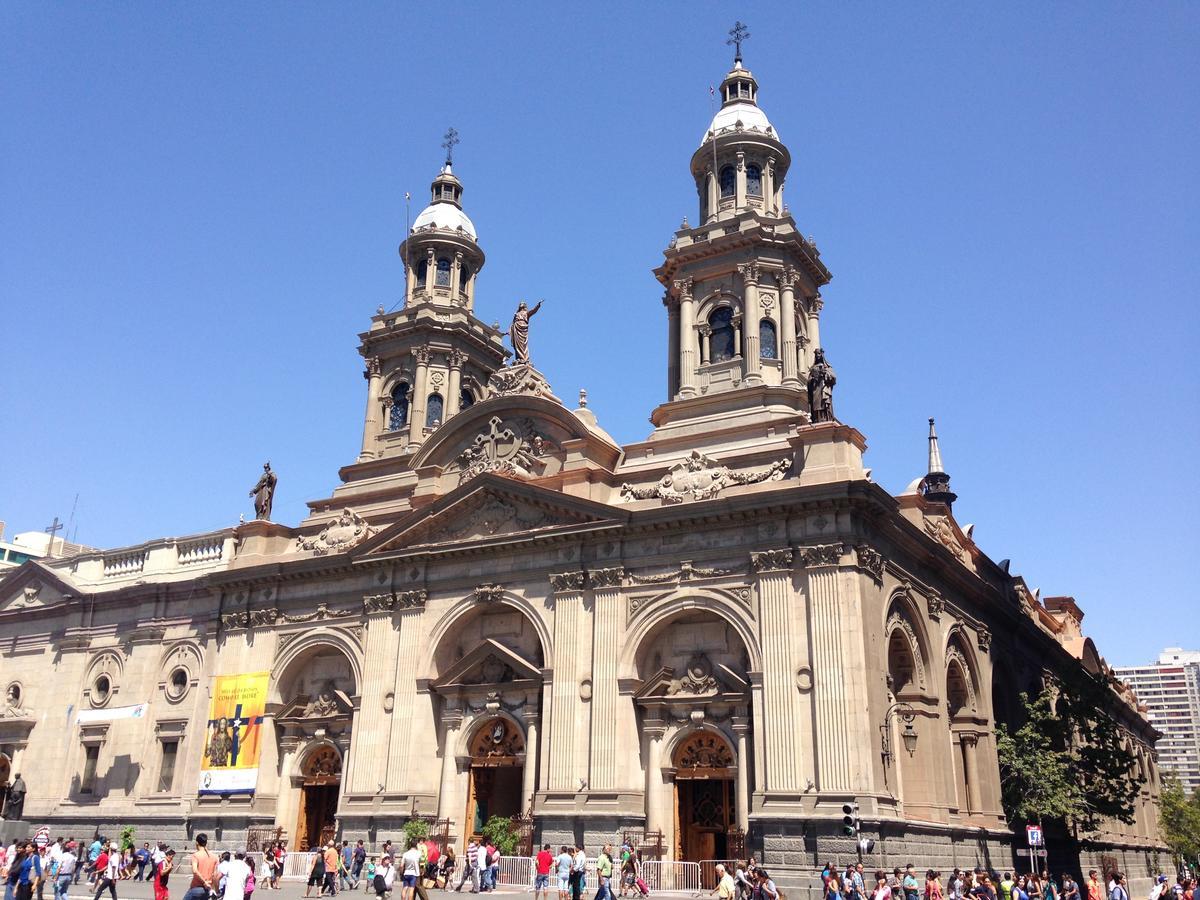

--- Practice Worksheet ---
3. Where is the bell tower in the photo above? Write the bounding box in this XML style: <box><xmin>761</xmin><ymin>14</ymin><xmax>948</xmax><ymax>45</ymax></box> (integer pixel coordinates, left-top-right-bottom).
<box><xmin>351</xmin><ymin>130</ymin><xmax>508</xmax><ymax>465</ymax></box>
<box><xmin>651</xmin><ymin>25</ymin><xmax>833</xmax><ymax>437</ymax></box>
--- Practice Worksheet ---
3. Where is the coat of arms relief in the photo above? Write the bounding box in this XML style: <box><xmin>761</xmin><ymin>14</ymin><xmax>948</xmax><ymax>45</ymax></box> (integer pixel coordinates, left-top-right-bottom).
<box><xmin>621</xmin><ymin>450</ymin><xmax>790</xmax><ymax>504</ymax></box>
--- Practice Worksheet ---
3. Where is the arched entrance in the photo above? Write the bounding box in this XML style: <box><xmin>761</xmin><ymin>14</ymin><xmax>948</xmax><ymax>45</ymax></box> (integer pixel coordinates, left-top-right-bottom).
<box><xmin>672</xmin><ymin>731</ymin><xmax>737</xmax><ymax>862</ymax></box>
<box><xmin>295</xmin><ymin>745</ymin><xmax>341</xmax><ymax>851</ymax></box>
<box><xmin>466</xmin><ymin>717</ymin><xmax>525</xmax><ymax>835</ymax></box>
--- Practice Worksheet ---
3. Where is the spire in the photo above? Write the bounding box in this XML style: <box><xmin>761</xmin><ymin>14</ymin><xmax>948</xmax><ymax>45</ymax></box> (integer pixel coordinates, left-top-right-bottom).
<box><xmin>923</xmin><ymin>417</ymin><xmax>957</xmax><ymax>507</ymax></box>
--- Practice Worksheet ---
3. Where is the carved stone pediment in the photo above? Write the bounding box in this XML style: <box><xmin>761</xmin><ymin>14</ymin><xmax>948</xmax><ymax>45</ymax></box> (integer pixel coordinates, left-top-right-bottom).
<box><xmin>0</xmin><ymin>567</ymin><xmax>73</xmax><ymax>614</ymax></box>
<box><xmin>634</xmin><ymin>659</ymin><xmax>749</xmax><ymax>703</ymax></box>
<box><xmin>433</xmin><ymin>639</ymin><xmax>542</xmax><ymax>692</ymax></box>
<box><xmin>296</xmin><ymin>509</ymin><xmax>376</xmax><ymax>556</ymax></box>
<box><xmin>277</xmin><ymin>683</ymin><xmax>354</xmax><ymax>724</ymax></box>
<box><xmin>622</xmin><ymin>450</ymin><xmax>790</xmax><ymax>504</ymax></box>
<box><xmin>485</xmin><ymin>363</ymin><xmax>558</xmax><ymax>402</ymax></box>
<box><xmin>358</xmin><ymin>476</ymin><xmax>622</xmax><ymax>556</ymax></box>
<box><xmin>923</xmin><ymin>515</ymin><xmax>970</xmax><ymax>562</ymax></box>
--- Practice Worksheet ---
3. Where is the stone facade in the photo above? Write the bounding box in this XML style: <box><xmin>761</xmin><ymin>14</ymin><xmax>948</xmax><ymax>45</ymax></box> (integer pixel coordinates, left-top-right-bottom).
<box><xmin>0</xmin><ymin>47</ymin><xmax>1164</xmax><ymax>891</ymax></box>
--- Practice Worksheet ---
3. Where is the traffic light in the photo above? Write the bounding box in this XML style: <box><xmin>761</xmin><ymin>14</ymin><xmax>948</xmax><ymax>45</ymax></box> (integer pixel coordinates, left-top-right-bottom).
<box><xmin>842</xmin><ymin>802</ymin><xmax>860</xmax><ymax>836</ymax></box>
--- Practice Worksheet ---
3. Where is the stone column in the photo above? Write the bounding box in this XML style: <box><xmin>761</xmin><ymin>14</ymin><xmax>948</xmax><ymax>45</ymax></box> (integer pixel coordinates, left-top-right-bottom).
<box><xmin>643</xmin><ymin>723</ymin><xmax>667</xmax><ymax>834</ymax></box>
<box><xmin>732</xmin><ymin>314</ymin><xmax>743</xmax><ymax>357</ymax></box>
<box><xmin>739</xmin><ymin>263</ymin><xmax>762</xmax><ymax>383</ymax></box>
<box><xmin>675</xmin><ymin>278</ymin><xmax>698</xmax><ymax>397</ymax></box>
<box><xmin>803</xmin><ymin>543</ymin><xmax>853</xmax><ymax>791</ymax></box>
<box><xmin>437</xmin><ymin>708</ymin><xmax>465</xmax><ymax>819</ymax></box>
<box><xmin>352</xmin><ymin>593</ymin><xmax>402</xmax><ymax>793</ymax></box>
<box><xmin>465</xmin><ymin>272</ymin><xmax>476</xmax><ymax>309</ymax></box>
<box><xmin>961</xmin><ymin>733</ymin><xmax>981</xmax><ymax>814</ymax></box>
<box><xmin>706</xmin><ymin>169</ymin><xmax>718</xmax><ymax>223</ymax></box>
<box><xmin>699</xmin><ymin>325</ymin><xmax>712</xmax><ymax>364</ymax></box>
<box><xmin>548</xmin><ymin>571</ymin><xmax>585</xmax><ymax>790</ymax></box>
<box><xmin>666</xmin><ymin>295</ymin><xmax>680</xmax><ymax>400</ymax></box>
<box><xmin>425</xmin><ymin>248</ymin><xmax>436</xmax><ymax>292</ymax></box>
<box><xmin>447</xmin><ymin>350</ymin><xmax>465</xmax><ymax>416</ymax></box>
<box><xmin>732</xmin><ymin>718</ymin><xmax>751</xmax><ymax>829</ymax></box>
<box><xmin>451</xmin><ymin>251</ymin><xmax>463</xmax><ymax>296</ymax></box>
<box><xmin>735</xmin><ymin>151</ymin><xmax>747</xmax><ymax>209</ymax></box>
<box><xmin>807</xmin><ymin>296</ymin><xmax>823</xmax><ymax>359</ymax></box>
<box><xmin>405</xmin><ymin>257</ymin><xmax>417</xmax><ymax>301</ymax></box>
<box><xmin>778</xmin><ymin>270</ymin><xmax>800</xmax><ymax>387</ymax></box>
<box><xmin>588</xmin><ymin>568</ymin><xmax>623</xmax><ymax>791</ymax></box>
<box><xmin>410</xmin><ymin>347</ymin><xmax>431</xmax><ymax>435</ymax></box>
<box><xmin>751</xmin><ymin>549</ymin><xmax>800</xmax><ymax>791</ymax></box>
<box><xmin>764</xmin><ymin>158</ymin><xmax>776</xmax><ymax>216</ymax></box>
<box><xmin>358</xmin><ymin>356</ymin><xmax>383</xmax><ymax>462</ymax></box>
<box><xmin>521</xmin><ymin>709</ymin><xmax>540</xmax><ymax>812</ymax></box>
<box><xmin>385</xmin><ymin>590</ymin><xmax>428</xmax><ymax>791</ymax></box>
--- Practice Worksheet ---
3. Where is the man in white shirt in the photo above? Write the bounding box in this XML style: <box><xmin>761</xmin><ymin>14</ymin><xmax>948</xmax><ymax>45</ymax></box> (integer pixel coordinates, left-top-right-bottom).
<box><xmin>55</xmin><ymin>846</ymin><xmax>78</xmax><ymax>900</ymax></box>
<box><xmin>222</xmin><ymin>851</ymin><xmax>252</xmax><ymax>900</ymax></box>
<box><xmin>376</xmin><ymin>857</ymin><xmax>397</xmax><ymax>898</ymax></box>
<box><xmin>475</xmin><ymin>845</ymin><xmax>488</xmax><ymax>893</ymax></box>
<box><xmin>401</xmin><ymin>843</ymin><xmax>422</xmax><ymax>900</ymax></box>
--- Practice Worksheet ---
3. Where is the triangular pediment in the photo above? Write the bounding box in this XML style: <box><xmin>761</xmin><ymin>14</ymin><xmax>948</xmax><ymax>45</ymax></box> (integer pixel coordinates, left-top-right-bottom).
<box><xmin>433</xmin><ymin>639</ymin><xmax>542</xmax><ymax>691</ymax></box>
<box><xmin>0</xmin><ymin>563</ymin><xmax>76</xmax><ymax>614</ymax></box>
<box><xmin>634</xmin><ymin>659</ymin><xmax>749</xmax><ymax>701</ymax></box>
<box><xmin>277</xmin><ymin>685</ymin><xmax>354</xmax><ymax>723</ymax></box>
<box><xmin>355</xmin><ymin>474</ymin><xmax>624</xmax><ymax>557</ymax></box>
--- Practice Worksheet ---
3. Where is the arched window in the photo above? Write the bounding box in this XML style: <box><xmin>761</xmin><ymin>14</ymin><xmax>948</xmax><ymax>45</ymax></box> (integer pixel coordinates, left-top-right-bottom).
<box><xmin>426</xmin><ymin>393</ymin><xmax>443</xmax><ymax>427</ymax></box>
<box><xmin>746</xmin><ymin>165</ymin><xmax>762</xmax><ymax>197</ymax></box>
<box><xmin>389</xmin><ymin>382</ymin><xmax>410</xmax><ymax>430</ymax></box>
<box><xmin>460</xmin><ymin>388</ymin><xmax>475</xmax><ymax>411</ymax></box>
<box><xmin>719</xmin><ymin>165</ymin><xmax>736</xmax><ymax>198</ymax></box>
<box><xmin>888</xmin><ymin>629</ymin><xmax>918</xmax><ymax>694</ymax></box>
<box><xmin>460</xmin><ymin>263</ymin><xmax>471</xmax><ymax>288</ymax></box>
<box><xmin>416</xmin><ymin>259</ymin><xmax>428</xmax><ymax>285</ymax></box>
<box><xmin>709</xmin><ymin>307</ymin><xmax>735</xmax><ymax>362</ymax></box>
<box><xmin>759</xmin><ymin>319</ymin><xmax>777</xmax><ymax>359</ymax></box>
<box><xmin>435</xmin><ymin>257</ymin><xmax>451</xmax><ymax>286</ymax></box>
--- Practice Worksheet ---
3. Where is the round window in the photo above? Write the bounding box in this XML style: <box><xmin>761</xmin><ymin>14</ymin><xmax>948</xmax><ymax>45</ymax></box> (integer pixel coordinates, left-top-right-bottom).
<box><xmin>93</xmin><ymin>674</ymin><xmax>112</xmax><ymax>706</ymax></box>
<box><xmin>167</xmin><ymin>668</ymin><xmax>189</xmax><ymax>700</ymax></box>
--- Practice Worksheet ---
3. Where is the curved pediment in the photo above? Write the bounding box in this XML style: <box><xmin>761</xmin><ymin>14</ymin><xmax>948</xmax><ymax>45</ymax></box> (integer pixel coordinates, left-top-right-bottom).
<box><xmin>409</xmin><ymin>394</ymin><xmax>621</xmax><ymax>486</ymax></box>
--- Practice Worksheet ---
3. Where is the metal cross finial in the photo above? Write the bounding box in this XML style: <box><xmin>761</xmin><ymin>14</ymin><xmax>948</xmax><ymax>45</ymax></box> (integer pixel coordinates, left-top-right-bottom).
<box><xmin>442</xmin><ymin>127</ymin><xmax>460</xmax><ymax>165</ymax></box>
<box><xmin>727</xmin><ymin>21</ymin><xmax>750</xmax><ymax>62</ymax></box>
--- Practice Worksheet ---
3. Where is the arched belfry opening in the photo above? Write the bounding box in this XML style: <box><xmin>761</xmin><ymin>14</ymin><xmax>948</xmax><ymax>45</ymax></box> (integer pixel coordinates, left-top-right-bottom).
<box><xmin>630</xmin><ymin>604</ymin><xmax>754</xmax><ymax>863</ymax></box>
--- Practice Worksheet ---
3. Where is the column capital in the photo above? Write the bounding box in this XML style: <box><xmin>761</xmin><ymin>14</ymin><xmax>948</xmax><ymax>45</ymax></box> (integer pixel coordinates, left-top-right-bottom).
<box><xmin>588</xmin><ymin>567</ymin><xmax>624</xmax><ymax>589</ymax></box>
<box><xmin>698</xmin><ymin>324</ymin><xmax>713</xmax><ymax>337</ymax></box>
<box><xmin>363</xmin><ymin>592</ymin><xmax>395</xmax><ymax>615</ymax></box>
<box><xmin>777</xmin><ymin>267</ymin><xmax>799</xmax><ymax>289</ymax></box>
<box><xmin>474</xmin><ymin>583</ymin><xmax>504</xmax><ymax>604</ymax></box>
<box><xmin>808</xmin><ymin>295</ymin><xmax>824</xmax><ymax>315</ymax></box>
<box><xmin>550</xmin><ymin>571</ymin><xmax>586</xmax><ymax>593</ymax></box>
<box><xmin>411</xmin><ymin>346</ymin><xmax>432</xmax><ymax>365</ymax></box>
<box><xmin>673</xmin><ymin>276</ymin><xmax>694</xmax><ymax>298</ymax></box>
<box><xmin>750</xmin><ymin>548</ymin><xmax>794</xmax><ymax>573</ymax></box>
<box><xmin>737</xmin><ymin>262</ymin><xmax>761</xmax><ymax>284</ymax></box>
<box><xmin>448</xmin><ymin>349</ymin><xmax>466</xmax><ymax>370</ymax></box>
<box><xmin>855</xmin><ymin>544</ymin><xmax>885</xmax><ymax>583</ymax></box>
<box><xmin>443</xmin><ymin>709</ymin><xmax>465</xmax><ymax>729</ymax></box>
<box><xmin>799</xmin><ymin>543</ymin><xmax>845</xmax><ymax>568</ymax></box>
<box><xmin>364</xmin><ymin>356</ymin><xmax>382</xmax><ymax>379</ymax></box>
<box><xmin>397</xmin><ymin>589</ymin><xmax>428</xmax><ymax>610</ymax></box>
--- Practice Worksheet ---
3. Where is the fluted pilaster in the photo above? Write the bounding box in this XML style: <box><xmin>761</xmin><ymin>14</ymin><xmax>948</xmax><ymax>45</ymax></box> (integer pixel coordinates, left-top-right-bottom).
<box><xmin>588</xmin><ymin>567</ymin><xmax>624</xmax><ymax>790</ymax></box>
<box><xmin>751</xmin><ymin>548</ymin><xmax>801</xmax><ymax>791</ymax></box>
<box><xmin>385</xmin><ymin>590</ymin><xmax>428</xmax><ymax>791</ymax></box>
<box><xmin>548</xmin><ymin>571</ymin><xmax>585</xmax><ymax>790</ymax></box>
<box><xmin>803</xmin><ymin>543</ymin><xmax>852</xmax><ymax>791</ymax></box>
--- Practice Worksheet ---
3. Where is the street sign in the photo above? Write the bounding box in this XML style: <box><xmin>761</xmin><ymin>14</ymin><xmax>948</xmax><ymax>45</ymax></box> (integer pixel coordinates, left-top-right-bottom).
<box><xmin>34</xmin><ymin>826</ymin><xmax>50</xmax><ymax>849</ymax></box>
<box><xmin>1026</xmin><ymin>824</ymin><xmax>1044</xmax><ymax>847</ymax></box>
<box><xmin>1016</xmin><ymin>849</ymin><xmax>1048</xmax><ymax>857</ymax></box>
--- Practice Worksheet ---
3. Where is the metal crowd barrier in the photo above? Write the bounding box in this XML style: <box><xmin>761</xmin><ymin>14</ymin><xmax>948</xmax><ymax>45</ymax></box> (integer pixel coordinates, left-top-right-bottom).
<box><xmin>640</xmin><ymin>859</ymin><xmax>702</xmax><ymax>894</ymax></box>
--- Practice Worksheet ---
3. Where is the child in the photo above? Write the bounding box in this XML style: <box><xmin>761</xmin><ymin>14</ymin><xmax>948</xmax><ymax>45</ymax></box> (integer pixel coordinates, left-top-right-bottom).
<box><xmin>245</xmin><ymin>858</ymin><xmax>257</xmax><ymax>900</ymax></box>
<box><xmin>364</xmin><ymin>858</ymin><xmax>377</xmax><ymax>895</ymax></box>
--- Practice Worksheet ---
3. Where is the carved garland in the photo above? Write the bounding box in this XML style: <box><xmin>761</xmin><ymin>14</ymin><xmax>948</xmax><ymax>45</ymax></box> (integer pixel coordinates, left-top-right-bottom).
<box><xmin>621</xmin><ymin>450</ymin><xmax>790</xmax><ymax>504</ymax></box>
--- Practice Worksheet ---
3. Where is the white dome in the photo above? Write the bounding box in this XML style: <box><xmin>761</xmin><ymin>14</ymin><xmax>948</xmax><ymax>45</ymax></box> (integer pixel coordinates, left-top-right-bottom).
<box><xmin>412</xmin><ymin>201</ymin><xmax>477</xmax><ymax>240</ymax></box>
<box><xmin>702</xmin><ymin>101</ymin><xmax>778</xmax><ymax>145</ymax></box>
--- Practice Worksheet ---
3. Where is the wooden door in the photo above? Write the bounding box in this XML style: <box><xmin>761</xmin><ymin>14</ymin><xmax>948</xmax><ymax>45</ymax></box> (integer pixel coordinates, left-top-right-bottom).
<box><xmin>677</xmin><ymin>779</ymin><xmax>733</xmax><ymax>862</ymax></box>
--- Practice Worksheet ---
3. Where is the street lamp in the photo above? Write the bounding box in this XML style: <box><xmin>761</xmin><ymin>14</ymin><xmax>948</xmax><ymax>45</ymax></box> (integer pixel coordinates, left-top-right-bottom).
<box><xmin>881</xmin><ymin>702</ymin><xmax>918</xmax><ymax>765</ymax></box>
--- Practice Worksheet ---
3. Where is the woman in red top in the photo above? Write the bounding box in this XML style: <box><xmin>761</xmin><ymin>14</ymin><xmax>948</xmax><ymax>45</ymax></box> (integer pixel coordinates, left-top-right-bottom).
<box><xmin>154</xmin><ymin>850</ymin><xmax>175</xmax><ymax>900</ymax></box>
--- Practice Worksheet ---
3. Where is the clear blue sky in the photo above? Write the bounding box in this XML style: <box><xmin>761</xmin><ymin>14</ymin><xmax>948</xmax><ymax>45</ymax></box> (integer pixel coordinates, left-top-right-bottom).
<box><xmin>2</xmin><ymin>4</ymin><xmax>1197</xmax><ymax>666</ymax></box>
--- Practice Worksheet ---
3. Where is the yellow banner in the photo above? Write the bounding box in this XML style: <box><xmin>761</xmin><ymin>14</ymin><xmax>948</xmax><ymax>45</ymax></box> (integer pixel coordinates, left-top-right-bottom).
<box><xmin>198</xmin><ymin>671</ymin><xmax>270</xmax><ymax>794</ymax></box>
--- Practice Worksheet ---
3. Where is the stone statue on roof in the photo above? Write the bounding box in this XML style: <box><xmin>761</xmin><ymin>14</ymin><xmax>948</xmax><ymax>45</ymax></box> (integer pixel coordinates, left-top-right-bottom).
<box><xmin>506</xmin><ymin>300</ymin><xmax>543</xmax><ymax>364</ymax></box>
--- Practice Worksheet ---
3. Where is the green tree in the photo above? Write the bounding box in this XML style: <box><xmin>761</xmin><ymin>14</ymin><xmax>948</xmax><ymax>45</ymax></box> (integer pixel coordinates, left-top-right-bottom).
<box><xmin>996</xmin><ymin>690</ymin><xmax>1084</xmax><ymax>828</ymax></box>
<box><xmin>119</xmin><ymin>826</ymin><xmax>136</xmax><ymax>852</ymax></box>
<box><xmin>1159</xmin><ymin>775</ymin><xmax>1200</xmax><ymax>868</ymax></box>
<box><xmin>995</xmin><ymin>678</ymin><xmax>1145</xmax><ymax>835</ymax></box>
<box><xmin>480</xmin><ymin>816</ymin><xmax>520</xmax><ymax>856</ymax></box>
<box><xmin>402</xmin><ymin>818</ymin><xmax>430</xmax><ymax>847</ymax></box>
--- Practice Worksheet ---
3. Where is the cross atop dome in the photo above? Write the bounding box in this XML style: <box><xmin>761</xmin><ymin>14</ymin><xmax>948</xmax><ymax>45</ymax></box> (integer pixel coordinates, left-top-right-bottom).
<box><xmin>442</xmin><ymin>127</ymin><xmax>460</xmax><ymax>166</ymax></box>
<box><xmin>727</xmin><ymin>21</ymin><xmax>750</xmax><ymax>65</ymax></box>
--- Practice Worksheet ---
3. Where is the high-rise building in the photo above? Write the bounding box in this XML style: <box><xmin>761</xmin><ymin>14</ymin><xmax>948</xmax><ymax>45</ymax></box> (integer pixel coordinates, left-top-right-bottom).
<box><xmin>1115</xmin><ymin>649</ymin><xmax>1200</xmax><ymax>794</ymax></box>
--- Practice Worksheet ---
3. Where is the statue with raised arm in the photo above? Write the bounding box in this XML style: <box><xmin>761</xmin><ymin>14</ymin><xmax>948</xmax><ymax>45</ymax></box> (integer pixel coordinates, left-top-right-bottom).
<box><xmin>249</xmin><ymin>462</ymin><xmax>278</xmax><ymax>521</ymax></box>
<box><xmin>507</xmin><ymin>300</ymin><xmax>543</xmax><ymax>364</ymax></box>
<box><xmin>806</xmin><ymin>348</ymin><xmax>837</xmax><ymax>423</ymax></box>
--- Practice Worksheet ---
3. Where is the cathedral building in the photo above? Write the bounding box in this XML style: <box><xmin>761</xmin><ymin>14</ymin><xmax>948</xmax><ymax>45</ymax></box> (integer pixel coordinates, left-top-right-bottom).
<box><xmin>0</xmin><ymin>44</ymin><xmax>1164</xmax><ymax>885</ymax></box>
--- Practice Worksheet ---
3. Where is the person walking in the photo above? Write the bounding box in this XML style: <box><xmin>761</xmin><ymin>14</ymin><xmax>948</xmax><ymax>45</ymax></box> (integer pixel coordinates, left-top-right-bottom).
<box><xmin>221</xmin><ymin>851</ymin><xmax>251</xmax><ymax>900</ymax></box>
<box><xmin>154</xmin><ymin>850</ymin><xmax>175</xmax><ymax>900</ymax></box>
<box><xmin>306</xmin><ymin>852</ymin><xmax>327</xmax><ymax>900</ymax></box>
<box><xmin>352</xmin><ymin>843</ymin><xmax>367</xmax><ymax>890</ymax></box>
<box><xmin>593</xmin><ymin>846</ymin><xmax>613</xmax><ymax>900</ymax></box>
<box><xmin>570</xmin><ymin>846</ymin><xmax>586</xmax><ymax>900</ymax></box>
<box><xmin>90</xmin><ymin>845</ymin><xmax>118</xmax><ymax>900</ymax></box>
<box><xmin>455</xmin><ymin>842</ymin><xmax>477</xmax><ymax>894</ymax></box>
<box><xmin>53</xmin><ymin>842</ymin><xmax>76</xmax><ymax>900</ymax></box>
<box><xmin>1108</xmin><ymin>876</ymin><xmax>1128</xmax><ymax>900</ymax></box>
<box><xmin>400</xmin><ymin>843</ymin><xmax>421</xmax><ymax>900</ymax></box>
<box><xmin>182</xmin><ymin>834</ymin><xmax>219</xmax><ymax>900</ymax></box>
<box><xmin>374</xmin><ymin>857</ymin><xmax>396</xmax><ymax>900</ymax></box>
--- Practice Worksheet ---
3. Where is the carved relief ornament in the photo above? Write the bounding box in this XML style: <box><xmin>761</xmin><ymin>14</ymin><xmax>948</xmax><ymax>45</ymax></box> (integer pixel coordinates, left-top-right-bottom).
<box><xmin>474</xmin><ymin>584</ymin><xmax>504</xmax><ymax>604</ymax></box>
<box><xmin>550</xmin><ymin>571</ymin><xmax>585</xmax><ymax>593</ymax></box>
<box><xmin>296</xmin><ymin>508</ymin><xmax>377</xmax><ymax>556</ymax></box>
<box><xmin>750</xmin><ymin>549</ymin><xmax>793</xmax><ymax>573</ymax></box>
<box><xmin>855</xmin><ymin>544</ymin><xmax>884</xmax><ymax>582</ymax></box>
<box><xmin>800</xmin><ymin>543</ymin><xmax>844</xmax><ymax>568</ymax></box>
<box><xmin>588</xmin><ymin>567</ymin><xmax>624</xmax><ymax>588</ymax></box>
<box><xmin>621</xmin><ymin>450</ymin><xmax>790</xmax><ymax>504</ymax></box>
<box><xmin>923</xmin><ymin>516</ymin><xmax>967</xmax><ymax>561</ymax></box>
<box><xmin>455</xmin><ymin>416</ymin><xmax>544</xmax><ymax>485</ymax></box>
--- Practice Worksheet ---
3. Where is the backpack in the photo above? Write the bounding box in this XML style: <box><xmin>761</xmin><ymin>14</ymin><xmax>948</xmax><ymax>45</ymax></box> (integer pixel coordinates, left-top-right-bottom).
<box><xmin>374</xmin><ymin>873</ymin><xmax>387</xmax><ymax>894</ymax></box>
<box><xmin>486</xmin><ymin>850</ymin><xmax>496</xmax><ymax>867</ymax></box>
